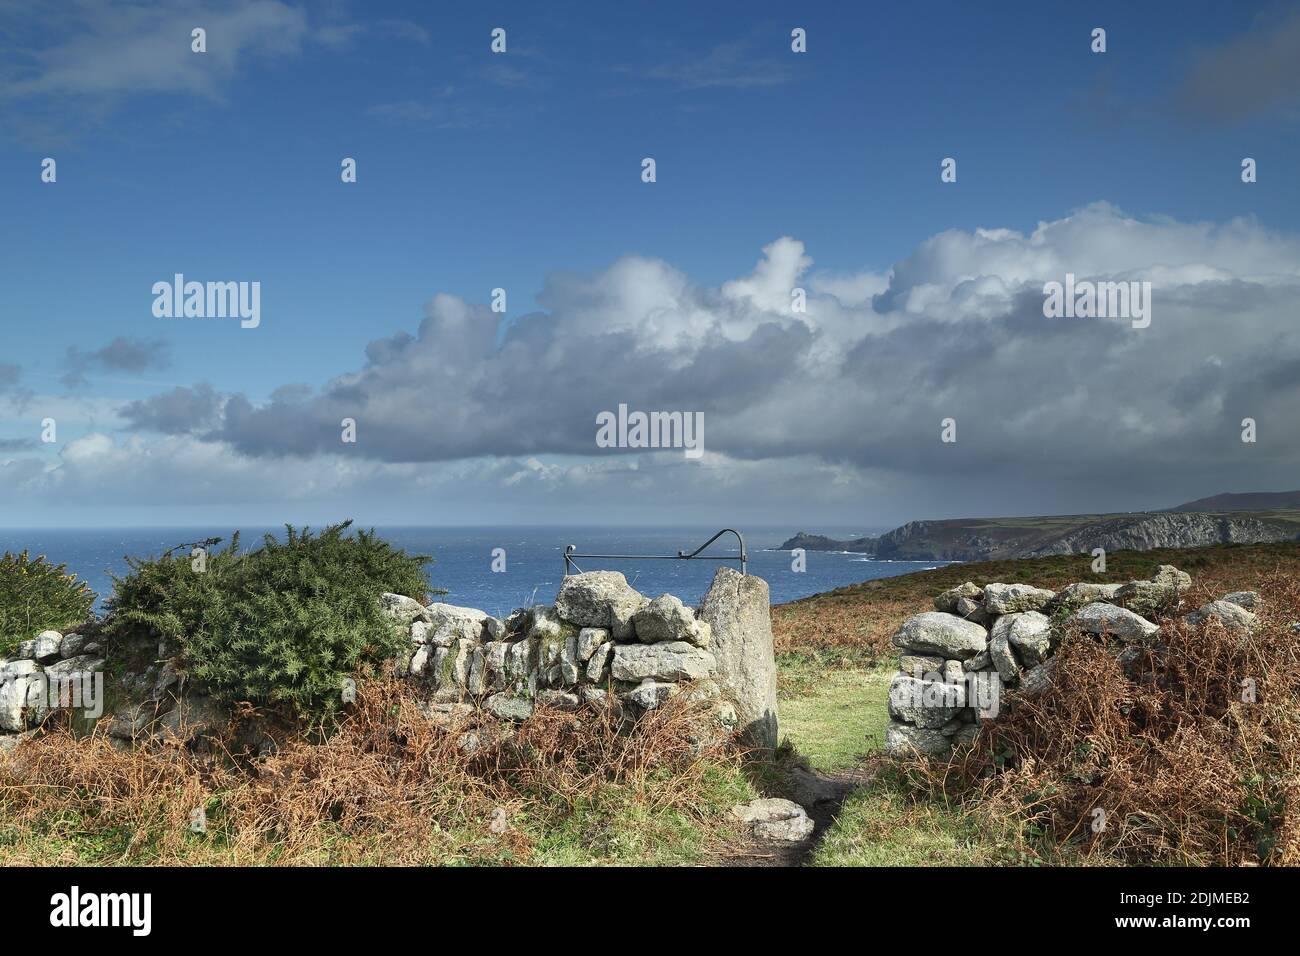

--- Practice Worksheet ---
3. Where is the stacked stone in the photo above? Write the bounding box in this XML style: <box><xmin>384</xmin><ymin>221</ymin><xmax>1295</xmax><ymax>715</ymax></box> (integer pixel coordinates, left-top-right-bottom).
<box><xmin>1</xmin><ymin>568</ymin><xmax>774</xmax><ymax>756</ymax></box>
<box><xmin>883</xmin><ymin>565</ymin><xmax>1241</xmax><ymax>760</ymax></box>
<box><xmin>387</xmin><ymin>570</ymin><xmax>734</xmax><ymax>728</ymax></box>
<box><xmin>0</xmin><ymin>624</ymin><xmax>234</xmax><ymax>752</ymax></box>
<box><xmin>0</xmin><ymin>630</ymin><xmax>103</xmax><ymax>743</ymax></box>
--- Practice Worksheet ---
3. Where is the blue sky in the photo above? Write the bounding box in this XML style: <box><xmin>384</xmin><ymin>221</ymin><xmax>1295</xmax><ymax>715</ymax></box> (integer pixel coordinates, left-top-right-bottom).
<box><xmin>2</xmin><ymin>1</ymin><xmax>1300</xmax><ymax>528</ymax></box>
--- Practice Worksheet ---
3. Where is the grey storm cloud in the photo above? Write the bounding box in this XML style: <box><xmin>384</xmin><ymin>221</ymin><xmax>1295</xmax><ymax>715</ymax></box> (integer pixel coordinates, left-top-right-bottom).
<box><xmin>62</xmin><ymin>336</ymin><xmax>170</xmax><ymax>388</ymax></box>
<box><xmin>119</xmin><ymin>382</ymin><xmax>222</xmax><ymax>434</ymax></box>
<box><xmin>203</xmin><ymin>298</ymin><xmax>813</xmax><ymax>462</ymax></box>
<box><xmin>115</xmin><ymin>203</ymin><xmax>1300</xmax><ymax>501</ymax></box>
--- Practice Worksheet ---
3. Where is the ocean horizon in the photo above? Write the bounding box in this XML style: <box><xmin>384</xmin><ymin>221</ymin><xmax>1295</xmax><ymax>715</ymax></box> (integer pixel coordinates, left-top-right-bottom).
<box><xmin>0</xmin><ymin>524</ymin><xmax>948</xmax><ymax>617</ymax></box>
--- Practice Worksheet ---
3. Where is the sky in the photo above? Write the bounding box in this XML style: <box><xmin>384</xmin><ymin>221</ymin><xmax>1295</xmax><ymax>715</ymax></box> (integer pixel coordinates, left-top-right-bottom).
<box><xmin>2</xmin><ymin>0</ymin><xmax>1299</xmax><ymax>529</ymax></box>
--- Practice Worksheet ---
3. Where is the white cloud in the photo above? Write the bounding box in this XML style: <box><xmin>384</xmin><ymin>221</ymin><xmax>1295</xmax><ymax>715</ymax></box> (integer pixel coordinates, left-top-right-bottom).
<box><xmin>875</xmin><ymin>202</ymin><xmax>1300</xmax><ymax>318</ymax></box>
<box><xmin>3</xmin><ymin>1</ymin><xmax>311</xmax><ymax>102</ymax></box>
<box><xmin>11</xmin><ymin>202</ymin><xmax>1300</xmax><ymax>523</ymax></box>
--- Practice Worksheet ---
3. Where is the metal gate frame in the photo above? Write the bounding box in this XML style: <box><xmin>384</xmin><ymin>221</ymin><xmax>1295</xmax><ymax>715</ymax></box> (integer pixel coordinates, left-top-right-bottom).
<box><xmin>563</xmin><ymin>528</ymin><xmax>747</xmax><ymax>576</ymax></box>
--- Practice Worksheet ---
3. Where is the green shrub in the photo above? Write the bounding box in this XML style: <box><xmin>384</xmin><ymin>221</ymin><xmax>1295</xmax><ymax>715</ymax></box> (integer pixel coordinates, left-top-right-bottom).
<box><xmin>105</xmin><ymin>521</ymin><xmax>435</xmax><ymax>717</ymax></box>
<box><xmin>0</xmin><ymin>551</ymin><xmax>96</xmax><ymax>655</ymax></box>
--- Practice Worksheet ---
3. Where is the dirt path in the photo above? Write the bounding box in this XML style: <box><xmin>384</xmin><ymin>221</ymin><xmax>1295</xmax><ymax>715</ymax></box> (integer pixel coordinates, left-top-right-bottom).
<box><xmin>714</xmin><ymin>764</ymin><xmax>876</xmax><ymax>867</ymax></box>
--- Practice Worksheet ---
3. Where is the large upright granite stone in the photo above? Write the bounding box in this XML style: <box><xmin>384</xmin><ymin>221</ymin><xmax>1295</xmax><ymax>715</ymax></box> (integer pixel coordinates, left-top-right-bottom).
<box><xmin>697</xmin><ymin>567</ymin><xmax>779</xmax><ymax>751</ymax></box>
<box><xmin>0</xmin><ymin>674</ymin><xmax>36</xmax><ymax>732</ymax></box>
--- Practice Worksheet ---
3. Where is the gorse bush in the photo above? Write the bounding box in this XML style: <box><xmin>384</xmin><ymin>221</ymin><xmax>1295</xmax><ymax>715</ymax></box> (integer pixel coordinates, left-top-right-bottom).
<box><xmin>0</xmin><ymin>551</ymin><xmax>96</xmax><ymax>655</ymax></box>
<box><xmin>105</xmin><ymin>522</ymin><xmax>434</xmax><ymax>717</ymax></box>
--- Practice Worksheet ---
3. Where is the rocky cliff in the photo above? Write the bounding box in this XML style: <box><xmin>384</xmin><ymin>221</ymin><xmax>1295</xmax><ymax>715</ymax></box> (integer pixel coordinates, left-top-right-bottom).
<box><xmin>779</xmin><ymin>532</ymin><xmax>879</xmax><ymax>553</ymax></box>
<box><xmin>782</xmin><ymin>511</ymin><xmax>1300</xmax><ymax>562</ymax></box>
<box><xmin>1022</xmin><ymin>513</ymin><xmax>1299</xmax><ymax>557</ymax></box>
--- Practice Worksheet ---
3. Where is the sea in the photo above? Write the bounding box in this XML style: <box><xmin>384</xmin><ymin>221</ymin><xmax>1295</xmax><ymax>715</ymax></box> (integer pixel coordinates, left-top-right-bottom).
<box><xmin>0</xmin><ymin>525</ymin><xmax>954</xmax><ymax>617</ymax></box>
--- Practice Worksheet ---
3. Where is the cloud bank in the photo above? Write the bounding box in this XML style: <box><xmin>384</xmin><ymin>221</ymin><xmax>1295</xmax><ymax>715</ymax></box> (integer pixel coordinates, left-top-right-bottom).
<box><xmin>7</xmin><ymin>202</ymin><xmax>1300</xmax><ymax>522</ymax></box>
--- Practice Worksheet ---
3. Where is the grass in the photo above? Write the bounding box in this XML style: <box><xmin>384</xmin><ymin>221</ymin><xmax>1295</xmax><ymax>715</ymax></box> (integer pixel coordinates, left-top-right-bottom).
<box><xmin>772</xmin><ymin>657</ymin><xmax>1044</xmax><ymax>865</ymax></box>
<box><xmin>811</xmin><ymin>784</ymin><xmax>1022</xmax><ymax>866</ymax></box>
<box><xmin>528</xmin><ymin>766</ymin><xmax>757</xmax><ymax>866</ymax></box>
<box><xmin>774</xmin><ymin>650</ymin><xmax>1018</xmax><ymax>865</ymax></box>
<box><xmin>778</xmin><ymin>666</ymin><xmax>891</xmax><ymax>772</ymax></box>
<box><xmin>775</xmin><ymin>661</ymin><xmax>1032</xmax><ymax>865</ymax></box>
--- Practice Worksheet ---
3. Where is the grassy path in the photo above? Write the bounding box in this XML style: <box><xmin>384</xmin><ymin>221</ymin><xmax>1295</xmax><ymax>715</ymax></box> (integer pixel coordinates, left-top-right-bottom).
<box><xmin>779</xmin><ymin>668</ymin><xmax>892</xmax><ymax>771</ymax></box>
<box><xmin>769</xmin><ymin>664</ymin><xmax>1041</xmax><ymax>866</ymax></box>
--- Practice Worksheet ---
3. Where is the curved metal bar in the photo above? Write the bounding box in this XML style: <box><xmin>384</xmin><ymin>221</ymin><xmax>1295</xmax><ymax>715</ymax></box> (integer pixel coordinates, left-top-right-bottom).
<box><xmin>677</xmin><ymin>528</ymin><xmax>747</xmax><ymax>572</ymax></box>
<box><xmin>563</xmin><ymin>529</ymin><xmax>746</xmax><ymax>576</ymax></box>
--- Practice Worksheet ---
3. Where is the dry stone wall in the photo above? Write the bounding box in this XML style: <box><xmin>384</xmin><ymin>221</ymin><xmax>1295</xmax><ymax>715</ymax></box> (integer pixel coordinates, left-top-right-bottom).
<box><xmin>1</xmin><ymin>567</ymin><xmax>778</xmax><ymax>753</ymax></box>
<box><xmin>885</xmin><ymin>565</ymin><xmax>1261</xmax><ymax>759</ymax></box>
<box><xmin>0</xmin><ymin>630</ymin><xmax>105</xmax><ymax>744</ymax></box>
<box><xmin>389</xmin><ymin>567</ymin><xmax>778</xmax><ymax>747</ymax></box>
